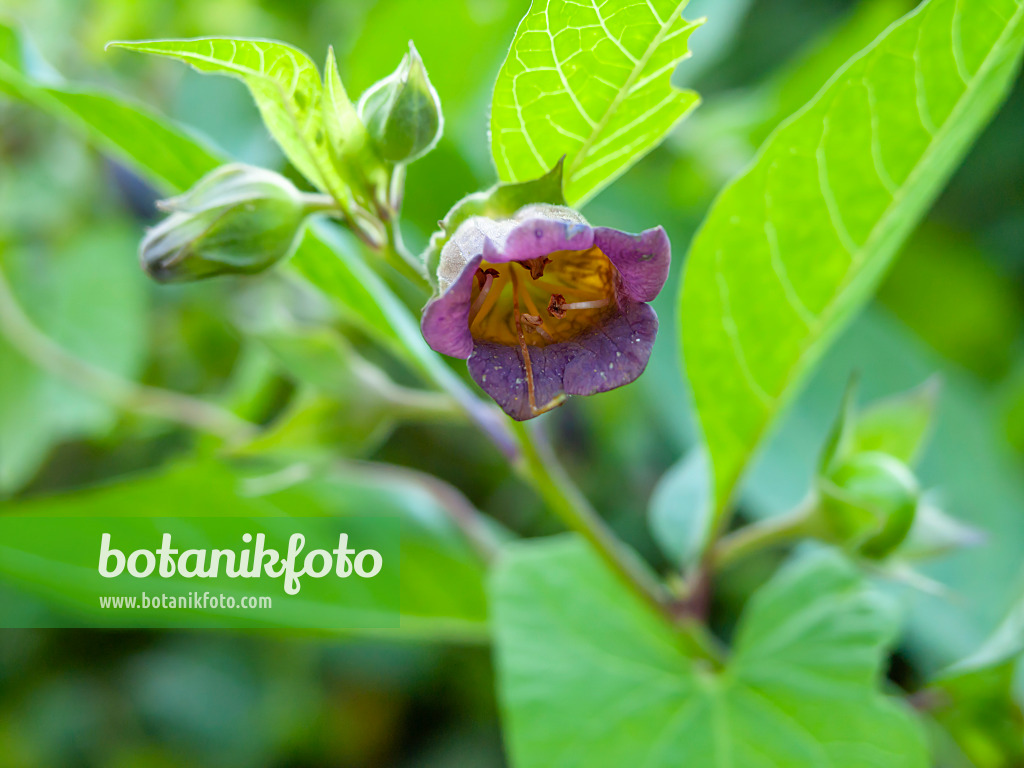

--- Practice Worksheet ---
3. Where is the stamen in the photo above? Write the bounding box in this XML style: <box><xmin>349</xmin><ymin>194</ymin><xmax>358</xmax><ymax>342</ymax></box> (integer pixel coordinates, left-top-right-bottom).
<box><xmin>547</xmin><ymin>294</ymin><xmax>610</xmax><ymax>318</ymax></box>
<box><xmin>511</xmin><ymin>269</ymin><xmax>562</xmax><ymax>416</ymax></box>
<box><xmin>521</xmin><ymin>314</ymin><xmax>553</xmax><ymax>343</ymax></box>
<box><xmin>470</xmin><ymin>268</ymin><xmax>499</xmax><ymax>320</ymax></box>
<box><xmin>510</xmin><ymin>268</ymin><xmax>538</xmax><ymax>414</ymax></box>
<box><xmin>562</xmin><ymin>299</ymin><xmax>611</xmax><ymax>311</ymax></box>
<box><xmin>547</xmin><ymin>294</ymin><xmax>567</xmax><ymax>319</ymax></box>
<box><xmin>476</xmin><ymin>267</ymin><xmax>500</xmax><ymax>288</ymax></box>
<box><xmin>516</xmin><ymin>257</ymin><xmax>551</xmax><ymax>280</ymax></box>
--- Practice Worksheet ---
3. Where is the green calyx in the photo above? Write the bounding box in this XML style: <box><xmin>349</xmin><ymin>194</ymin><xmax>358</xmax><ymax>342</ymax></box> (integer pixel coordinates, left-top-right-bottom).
<box><xmin>421</xmin><ymin>159</ymin><xmax>567</xmax><ymax>288</ymax></box>
<box><xmin>819</xmin><ymin>451</ymin><xmax>920</xmax><ymax>559</ymax></box>
<box><xmin>140</xmin><ymin>164</ymin><xmax>320</xmax><ymax>283</ymax></box>
<box><xmin>357</xmin><ymin>41</ymin><xmax>443</xmax><ymax>166</ymax></box>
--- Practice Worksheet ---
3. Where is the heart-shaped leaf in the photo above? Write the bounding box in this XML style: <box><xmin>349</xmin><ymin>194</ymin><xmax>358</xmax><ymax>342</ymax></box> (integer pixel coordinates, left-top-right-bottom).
<box><xmin>492</xmin><ymin>537</ymin><xmax>927</xmax><ymax>767</ymax></box>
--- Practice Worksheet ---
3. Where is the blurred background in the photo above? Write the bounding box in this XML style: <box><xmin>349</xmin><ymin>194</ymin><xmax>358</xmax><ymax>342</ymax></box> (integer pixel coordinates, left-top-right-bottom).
<box><xmin>0</xmin><ymin>0</ymin><xmax>1022</xmax><ymax>765</ymax></box>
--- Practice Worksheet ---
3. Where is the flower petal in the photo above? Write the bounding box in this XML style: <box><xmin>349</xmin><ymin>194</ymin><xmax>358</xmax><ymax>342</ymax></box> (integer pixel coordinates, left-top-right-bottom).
<box><xmin>482</xmin><ymin>216</ymin><xmax>594</xmax><ymax>264</ymax></box>
<box><xmin>594</xmin><ymin>226</ymin><xmax>671</xmax><ymax>303</ymax></box>
<box><xmin>421</xmin><ymin>254</ymin><xmax>483</xmax><ymax>359</ymax></box>
<box><xmin>467</xmin><ymin>301</ymin><xmax>658</xmax><ymax>421</ymax></box>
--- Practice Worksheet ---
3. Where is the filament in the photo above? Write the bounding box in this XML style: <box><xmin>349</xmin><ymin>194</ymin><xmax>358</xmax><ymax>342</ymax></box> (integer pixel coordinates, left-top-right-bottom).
<box><xmin>470</xmin><ymin>269</ymin><xmax>497</xmax><ymax>319</ymax></box>
<box><xmin>561</xmin><ymin>299</ymin><xmax>610</xmax><ymax>311</ymax></box>
<box><xmin>470</xmin><ymin>269</ymin><xmax>506</xmax><ymax>331</ymax></box>
<box><xmin>522</xmin><ymin>314</ymin><xmax>553</xmax><ymax>343</ymax></box>
<box><xmin>547</xmin><ymin>294</ymin><xmax>610</xmax><ymax>318</ymax></box>
<box><xmin>510</xmin><ymin>268</ymin><xmax>539</xmax><ymax>414</ymax></box>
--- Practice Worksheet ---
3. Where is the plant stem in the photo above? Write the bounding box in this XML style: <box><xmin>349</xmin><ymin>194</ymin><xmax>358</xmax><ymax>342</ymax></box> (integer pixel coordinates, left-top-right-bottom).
<box><xmin>299</xmin><ymin>192</ymin><xmax>344</xmax><ymax>215</ymax></box>
<box><xmin>381</xmin><ymin>216</ymin><xmax>430</xmax><ymax>288</ymax></box>
<box><xmin>712</xmin><ymin>498</ymin><xmax>821</xmax><ymax>570</ymax></box>
<box><xmin>342</xmin><ymin>460</ymin><xmax>504</xmax><ymax>563</ymax></box>
<box><xmin>0</xmin><ymin>267</ymin><xmax>257</xmax><ymax>444</ymax></box>
<box><xmin>369</xmin><ymin>218</ymin><xmax>521</xmax><ymax>459</ymax></box>
<box><xmin>511</xmin><ymin>422</ymin><xmax>726</xmax><ymax>663</ymax></box>
<box><xmin>390</xmin><ymin>388</ymin><xmax>465</xmax><ymax>423</ymax></box>
<box><xmin>510</xmin><ymin>420</ymin><xmax>667</xmax><ymax>607</ymax></box>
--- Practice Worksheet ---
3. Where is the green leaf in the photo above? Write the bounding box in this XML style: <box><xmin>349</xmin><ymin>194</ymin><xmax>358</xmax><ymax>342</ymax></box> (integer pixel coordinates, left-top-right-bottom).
<box><xmin>322</xmin><ymin>46</ymin><xmax>382</xmax><ymax>205</ymax></box>
<box><xmin>749</xmin><ymin>0</ymin><xmax>918</xmax><ymax>146</ymax></box>
<box><xmin>681</xmin><ymin>0</ymin><xmax>1024</xmax><ymax>518</ymax></box>
<box><xmin>853</xmin><ymin>377</ymin><xmax>940</xmax><ymax>465</ymax></box>
<box><xmin>108</xmin><ymin>38</ymin><xmax>342</xmax><ymax>198</ymax></box>
<box><xmin>820</xmin><ymin>376</ymin><xmax>938</xmax><ymax>471</ymax></box>
<box><xmin>492</xmin><ymin>538</ymin><xmax>926</xmax><ymax>767</ymax></box>
<box><xmin>820</xmin><ymin>375</ymin><xmax>860</xmax><ymax>474</ymax></box>
<box><xmin>941</xmin><ymin>596</ymin><xmax>1024</xmax><ymax>679</ymax></box>
<box><xmin>422</xmin><ymin>159</ymin><xmax>566</xmax><ymax>285</ymax></box>
<box><xmin>0</xmin><ymin>227</ymin><xmax>148</xmax><ymax>493</ymax></box>
<box><xmin>927</xmin><ymin>597</ymin><xmax>1024</xmax><ymax>768</ymax></box>
<box><xmin>647</xmin><ymin>448</ymin><xmax>712</xmax><ymax>568</ymax></box>
<box><xmin>0</xmin><ymin>25</ymin><xmax>513</xmax><ymax>456</ymax></box>
<box><xmin>490</xmin><ymin>0</ymin><xmax>702</xmax><ymax>206</ymax></box>
<box><xmin>3</xmin><ymin>460</ymin><xmax>489</xmax><ymax>639</ymax></box>
<box><xmin>0</xmin><ymin>23</ymin><xmax>223</xmax><ymax>194</ymax></box>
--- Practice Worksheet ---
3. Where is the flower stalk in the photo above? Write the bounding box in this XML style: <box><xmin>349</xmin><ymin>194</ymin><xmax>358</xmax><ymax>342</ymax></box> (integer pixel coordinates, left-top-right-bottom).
<box><xmin>0</xmin><ymin>268</ymin><xmax>256</xmax><ymax>444</ymax></box>
<box><xmin>712</xmin><ymin>498</ymin><xmax>822</xmax><ymax>570</ymax></box>
<box><xmin>381</xmin><ymin>215</ymin><xmax>430</xmax><ymax>287</ymax></box>
<box><xmin>510</xmin><ymin>421</ymin><xmax>668</xmax><ymax>608</ymax></box>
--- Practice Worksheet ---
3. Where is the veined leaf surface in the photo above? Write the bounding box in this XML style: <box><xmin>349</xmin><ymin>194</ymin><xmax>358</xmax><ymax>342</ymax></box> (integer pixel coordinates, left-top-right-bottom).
<box><xmin>0</xmin><ymin>25</ymin><xmax>514</xmax><ymax>457</ymax></box>
<box><xmin>109</xmin><ymin>38</ymin><xmax>342</xmax><ymax>197</ymax></box>
<box><xmin>681</xmin><ymin>0</ymin><xmax>1024</xmax><ymax>518</ymax></box>
<box><xmin>491</xmin><ymin>0</ymin><xmax>702</xmax><ymax>205</ymax></box>
<box><xmin>492</xmin><ymin>538</ymin><xmax>927</xmax><ymax>767</ymax></box>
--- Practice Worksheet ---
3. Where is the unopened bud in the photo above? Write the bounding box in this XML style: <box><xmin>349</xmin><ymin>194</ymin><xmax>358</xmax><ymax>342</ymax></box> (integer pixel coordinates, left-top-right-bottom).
<box><xmin>819</xmin><ymin>452</ymin><xmax>919</xmax><ymax>559</ymax></box>
<box><xmin>140</xmin><ymin>164</ymin><xmax>313</xmax><ymax>283</ymax></box>
<box><xmin>357</xmin><ymin>42</ymin><xmax>442</xmax><ymax>164</ymax></box>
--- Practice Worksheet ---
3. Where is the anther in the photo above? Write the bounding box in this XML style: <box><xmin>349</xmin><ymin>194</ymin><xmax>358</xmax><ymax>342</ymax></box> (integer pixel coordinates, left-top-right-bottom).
<box><xmin>521</xmin><ymin>314</ymin><xmax>553</xmax><ymax>342</ymax></box>
<box><xmin>470</xmin><ymin>268</ymin><xmax>500</xmax><ymax>318</ymax></box>
<box><xmin>476</xmin><ymin>267</ymin><xmax>499</xmax><ymax>288</ymax></box>
<box><xmin>547</xmin><ymin>293</ymin><xmax>567</xmax><ymax>319</ymax></box>
<box><xmin>517</xmin><ymin>257</ymin><xmax>551</xmax><ymax>280</ymax></box>
<box><xmin>547</xmin><ymin>294</ymin><xmax>609</xmax><ymax>318</ymax></box>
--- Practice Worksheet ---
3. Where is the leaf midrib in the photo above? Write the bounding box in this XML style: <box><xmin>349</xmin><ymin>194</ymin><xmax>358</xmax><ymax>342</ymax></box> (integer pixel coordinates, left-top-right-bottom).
<box><xmin>115</xmin><ymin>39</ymin><xmax>333</xmax><ymax>193</ymax></box>
<box><xmin>111</xmin><ymin>38</ymin><xmax>311</xmax><ymax>83</ymax></box>
<box><xmin>564</xmin><ymin>0</ymin><xmax>694</xmax><ymax>193</ymax></box>
<box><xmin>712</xmin><ymin>0</ymin><xmax>1024</xmax><ymax>512</ymax></box>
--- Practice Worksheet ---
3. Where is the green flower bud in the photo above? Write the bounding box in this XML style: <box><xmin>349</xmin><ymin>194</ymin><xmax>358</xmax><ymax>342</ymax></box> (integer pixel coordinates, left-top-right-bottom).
<box><xmin>357</xmin><ymin>42</ymin><xmax>442</xmax><ymax>164</ymax></box>
<box><xmin>140</xmin><ymin>164</ymin><xmax>314</xmax><ymax>283</ymax></box>
<box><xmin>819</xmin><ymin>451</ymin><xmax>920</xmax><ymax>559</ymax></box>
